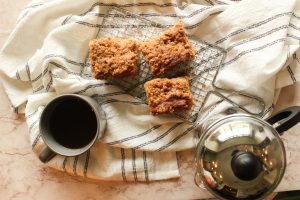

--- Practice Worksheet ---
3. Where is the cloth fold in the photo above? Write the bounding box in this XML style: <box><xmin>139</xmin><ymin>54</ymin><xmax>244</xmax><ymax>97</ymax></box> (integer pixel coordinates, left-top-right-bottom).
<box><xmin>1</xmin><ymin>0</ymin><xmax>300</xmax><ymax>181</ymax></box>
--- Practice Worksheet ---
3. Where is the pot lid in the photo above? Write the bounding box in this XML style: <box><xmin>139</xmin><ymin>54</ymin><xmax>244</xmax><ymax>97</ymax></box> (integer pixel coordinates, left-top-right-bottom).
<box><xmin>195</xmin><ymin>114</ymin><xmax>286</xmax><ymax>200</ymax></box>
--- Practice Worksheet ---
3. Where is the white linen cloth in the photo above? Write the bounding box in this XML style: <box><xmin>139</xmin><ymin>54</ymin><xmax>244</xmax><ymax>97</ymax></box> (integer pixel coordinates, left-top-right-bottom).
<box><xmin>0</xmin><ymin>0</ymin><xmax>300</xmax><ymax>181</ymax></box>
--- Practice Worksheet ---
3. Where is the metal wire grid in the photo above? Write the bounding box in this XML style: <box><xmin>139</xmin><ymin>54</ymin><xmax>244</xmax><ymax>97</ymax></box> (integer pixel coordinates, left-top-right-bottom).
<box><xmin>86</xmin><ymin>7</ymin><xmax>226</xmax><ymax>122</ymax></box>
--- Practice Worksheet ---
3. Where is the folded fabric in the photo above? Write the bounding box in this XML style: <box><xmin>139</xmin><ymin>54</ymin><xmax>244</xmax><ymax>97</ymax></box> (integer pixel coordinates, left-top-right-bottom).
<box><xmin>0</xmin><ymin>0</ymin><xmax>299</xmax><ymax>181</ymax></box>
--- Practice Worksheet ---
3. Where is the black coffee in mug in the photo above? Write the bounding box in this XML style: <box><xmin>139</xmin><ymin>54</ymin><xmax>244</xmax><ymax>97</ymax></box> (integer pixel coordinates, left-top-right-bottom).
<box><xmin>39</xmin><ymin>94</ymin><xmax>106</xmax><ymax>163</ymax></box>
<box><xmin>49</xmin><ymin>98</ymin><xmax>97</xmax><ymax>149</ymax></box>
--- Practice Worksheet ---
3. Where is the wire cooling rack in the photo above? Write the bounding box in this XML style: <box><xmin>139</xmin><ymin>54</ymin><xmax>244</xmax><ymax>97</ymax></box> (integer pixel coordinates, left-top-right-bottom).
<box><xmin>85</xmin><ymin>7</ymin><xmax>226</xmax><ymax>122</ymax></box>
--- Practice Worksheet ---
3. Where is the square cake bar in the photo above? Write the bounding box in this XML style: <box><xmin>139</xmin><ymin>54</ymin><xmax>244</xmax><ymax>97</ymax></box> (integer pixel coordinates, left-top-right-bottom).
<box><xmin>144</xmin><ymin>77</ymin><xmax>194</xmax><ymax>115</ymax></box>
<box><xmin>89</xmin><ymin>38</ymin><xmax>139</xmax><ymax>80</ymax></box>
<box><xmin>139</xmin><ymin>21</ymin><xmax>195</xmax><ymax>76</ymax></box>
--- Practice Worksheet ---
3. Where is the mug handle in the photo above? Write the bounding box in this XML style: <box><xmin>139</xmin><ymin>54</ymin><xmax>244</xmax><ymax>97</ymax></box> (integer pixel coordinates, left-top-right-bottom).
<box><xmin>39</xmin><ymin>146</ymin><xmax>57</xmax><ymax>163</ymax></box>
<box><xmin>266</xmin><ymin>106</ymin><xmax>300</xmax><ymax>135</ymax></box>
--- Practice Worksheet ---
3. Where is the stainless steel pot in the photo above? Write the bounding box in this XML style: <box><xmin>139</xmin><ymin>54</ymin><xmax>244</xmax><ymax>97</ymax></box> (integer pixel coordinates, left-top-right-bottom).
<box><xmin>194</xmin><ymin>106</ymin><xmax>300</xmax><ymax>200</ymax></box>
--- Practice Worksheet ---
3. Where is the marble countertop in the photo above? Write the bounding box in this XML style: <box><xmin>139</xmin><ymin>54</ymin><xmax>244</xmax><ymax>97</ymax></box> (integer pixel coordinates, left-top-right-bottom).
<box><xmin>1</xmin><ymin>1</ymin><xmax>300</xmax><ymax>199</ymax></box>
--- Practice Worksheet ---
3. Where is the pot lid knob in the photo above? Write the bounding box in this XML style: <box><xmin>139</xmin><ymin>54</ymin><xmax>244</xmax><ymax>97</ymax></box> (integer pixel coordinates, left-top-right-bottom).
<box><xmin>231</xmin><ymin>151</ymin><xmax>262</xmax><ymax>181</ymax></box>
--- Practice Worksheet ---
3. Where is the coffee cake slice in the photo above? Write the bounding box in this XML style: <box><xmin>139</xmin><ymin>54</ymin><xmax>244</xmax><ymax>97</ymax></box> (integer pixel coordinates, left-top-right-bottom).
<box><xmin>89</xmin><ymin>38</ymin><xmax>139</xmax><ymax>80</ymax></box>
<box><xmin>144</xmin><ymin>77</ymin><xmax>193</xmax><ymax>115</ymax></box>
<box><xmin>140</xmin><ymin>21</ymin><xmax>195</xmax><ymax>76</ymax></box>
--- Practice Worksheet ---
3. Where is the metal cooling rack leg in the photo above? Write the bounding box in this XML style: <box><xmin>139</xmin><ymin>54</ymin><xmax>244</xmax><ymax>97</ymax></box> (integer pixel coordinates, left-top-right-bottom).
<box><xmin>208</xmin><ymin>90</ymin><xmax>265</xmax><ymax>116</ymax></box>
<box><xmin>211</xmin><ymin>55</ymin><xmax>266</xmax><ymax>116</ymax></box>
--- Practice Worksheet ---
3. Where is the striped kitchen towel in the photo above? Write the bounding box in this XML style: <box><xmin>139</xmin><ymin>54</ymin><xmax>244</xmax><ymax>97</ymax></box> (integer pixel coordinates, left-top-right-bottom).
<box><xmin>0</xmin><ymin>0</ymin><xmax>299</xmax><ymax>181</ymax></box>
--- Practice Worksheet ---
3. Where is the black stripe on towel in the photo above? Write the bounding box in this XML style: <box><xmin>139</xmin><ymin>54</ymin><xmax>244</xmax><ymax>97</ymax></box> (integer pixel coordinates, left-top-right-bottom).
<box><xmin>24</xmin><ymin>3</ymin><xmax>44</xmax><ymax>9</ymax></box>
<box><xmin>143</xmin><ymin>6</ymin><xmax>211</xmax><ymax>18</ymax></box>
<box><xmin>223</xmin><ymin>38</ymin><xmax>285</xmax><ymax>66</ymax></box>
<box><xmin>292</xmin><ymin>52</ymin><xmax>300</xmax><ymax>64</ymax></box>
<box><xmin>76</xmin><ymin>14</ymin><xmax>226</xmax><ymax>30</ymax></box>
<box><xmin>214</xmin><ymin>0</ymin><xmax>228</xmax><ymax>5</ymax></box>
<box><xmin>287</xmin><ymin>33</ymin><xmax>300</xmax><ymax>41</ymax></box>
<box><xmin>289</xmin><ymin>23</ymin><xmax>300</xmax><ymax>32</ymax></box>
<box><xmin>292</xmin><ymin>13</ymin><xmax>300</xmax><ymax>20</ymax></box>
<box><xmin>83</xmin><ymin>150</ymin><xmax>90</xmax><ymax>177</ymax></box>
<box><xmin>156</xmin><ymin>125</ymin><xmax>196</xmax><ymax>152</ymax></box>
<box><xmin>61</xmin><ymin>2</ymin><xmax>191</xmax><ymax>25</ymax></box>
<box><xmin>224</xmin><ymin>23</ymin><xmax>291</xmax><ymax>57</ymax></box>
<box><xmin>50</xmin><ymin>62</ymin><xmax>81</xmax><ymax>76</ymax></box>
<box><xmin>31</xmin><ymin>67</ymin><xmax>48</xmax><ymax>83</ymax></box>
<box><xmin>132</xmin><ymin>149</ymin><xmax>138</xmax><ymax>181</ymax></box>
<box><xmin>61</xmin><ymin>15</ymin><xmax>73</xmax><ymax>25</ymax></box>
<box><xmin>16</xmin><ymin>70</ymin><xmax>21</xmax><ymax>80</ymax></box>
<box><xmin>45</xmin><ymin>75</ymin><xmax>53</xmax><ymax>92</ymax></box>
<box><xmin>27</xmin><ymin>112</ymin><xmax>41</xmax><ymax>130</ymax></box>
<box><xmin>25</xmin><ymin>63</ymin><xmax>31</xmax><ymax>81</ymax></box>
<box><xmin>85</xmin><ymin>6</ymin><xmax>212</xmax><ymax>19</ymax></box>
<box><xmin>75</xmin><ymin>11</ymin><xmax>289</xmax><ymax>32</ymax></box>
<box><xmin>101</xmin><ymin>99</ymin><xmax>146</xmax><ymax>106</ymax></box>
<box><xmin>143</xmin><ymin>151</ymin><xmax>149</xmax><ymax>182</ymax></box>
<box><xmin>44</xmin><ymin>54</ymin><xmax>86</xmax><ymax>67</ymax></box>
<box><xmin>121</xmin><ymin>148</ymin><xmax>127</xmax><ymax>182</ymax></box>
<box><xmin>33</xmin><ymin>85</ymin><xmax>45</xmax><ymax>93</ymax></box>
<box><xmin>17</xmin><ymin>4</ymin><xmax>44</xmax><ymax>24</ymax></box>
<box><xmin>81</xmin><ymin>2</ymin><xmax>190</xmax><ymax>10</ymax></box>
<box><xmin>107</xmin><ymin>125</ymin><xmax>161</xmax><ymax>145</ymax></box>
<box><xmin>133</xmin><ymin>123</ymin><xmax>183</xmax><ymax>150</ymax></box>
<box><xmin>215</xmin><ymin>12</ymin><xmax>292</xmax><ymax>44</ymax></box>
<box><xmin>287</xmin><ymin>66</ymin><xmax>297</xmax><ymax>83</ymax></box>
<box><xmin>62</xmin><ymin>157</ymin><xmax>68</xmax><ymax>172</ymax></box>
<box><xmin>226</xmin><ymin>25</ymin><xmax>288</xmax><ymax>52</ymax></box>
<box><xmin>32</xmin><ymin>133</ymin><xmax>41</xmax><ymax>149</ymax></box>
<box><xmin>75</xmin><ymin>21</ymin><xmax>153</xmax><ymax>28</ymax></box>
<box><xmin>91</xmin><ymin>92</ymin><xmax>126</xmax><ymax>98</ymax></box>
<box><xmin>73</xmin><ymin>156</ymin><xmax>79</xmax><ymax>175</ymax></box>
<box><xmin>28</xmin><ymin>120</ymin><xmax>39</xmax><ymax>132</ymax></box>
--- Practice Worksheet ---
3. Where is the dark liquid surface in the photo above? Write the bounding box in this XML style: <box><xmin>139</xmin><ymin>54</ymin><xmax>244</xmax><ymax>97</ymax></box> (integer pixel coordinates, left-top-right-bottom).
<box><xmin>50</xmin><ymin>98</ymin><xmax>97</xmax><ymax>149</ymax></box>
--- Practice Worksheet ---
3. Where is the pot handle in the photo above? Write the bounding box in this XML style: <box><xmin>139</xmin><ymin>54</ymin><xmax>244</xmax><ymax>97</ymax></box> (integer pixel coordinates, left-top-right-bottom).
<box><xmin>266</xmin><ymin>106</ymin><xmax>300</xmax><ymax>135</ymax></box>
